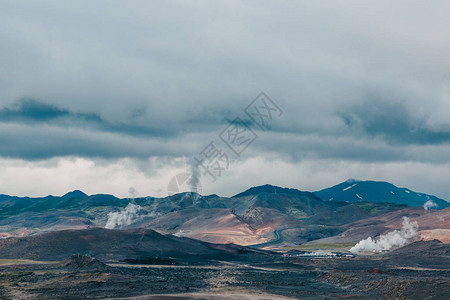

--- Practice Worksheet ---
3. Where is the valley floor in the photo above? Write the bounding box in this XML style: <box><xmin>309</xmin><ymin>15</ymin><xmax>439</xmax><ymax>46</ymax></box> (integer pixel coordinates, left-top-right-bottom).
<box><xmin>0</xmin><ymin>253</ymin><xmax>449</xmax><ymax>299</ymax></box>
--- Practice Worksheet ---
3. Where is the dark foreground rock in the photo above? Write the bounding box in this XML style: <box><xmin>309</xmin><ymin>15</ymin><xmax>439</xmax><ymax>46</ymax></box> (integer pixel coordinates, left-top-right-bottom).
<box><xmin>63</xmin><ymin>254</ymin><xmax>108</xmax><ymax>271</ymax></box>
<box><xmin>0</xmin><ymin>251</ymin><xmax>448</xmax><ymax>299</ymax></box>
<box><xmin>387</xmin><ymin>239</ymin><xmax>450</xmax><ymax>268</ymax></box>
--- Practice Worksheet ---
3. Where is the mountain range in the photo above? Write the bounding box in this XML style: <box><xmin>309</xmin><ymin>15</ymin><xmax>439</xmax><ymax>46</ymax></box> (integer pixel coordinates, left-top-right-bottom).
<box><xmin>0</xmin><ymin>179</ymin><xmax>448</xmax><ymax>247</ymax></box>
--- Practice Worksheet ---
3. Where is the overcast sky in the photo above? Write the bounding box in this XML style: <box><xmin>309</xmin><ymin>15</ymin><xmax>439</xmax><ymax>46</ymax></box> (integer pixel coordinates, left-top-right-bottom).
<box><xmin>1</xmin><ymin>1</ymin><xmax>450</xmax><ymax>199</ymax></box>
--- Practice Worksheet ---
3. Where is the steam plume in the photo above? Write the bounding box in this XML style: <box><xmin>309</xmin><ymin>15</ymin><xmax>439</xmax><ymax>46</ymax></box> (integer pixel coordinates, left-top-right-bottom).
<box><xmin>189</xmin><ymin>158</ymin><xmax>200</xmax><ymax>194</ymax></box>
<box><xmin>105</xmin><ymin>203</ymin><xmax>142</xmax><ymax>229</ymax></box>
<box><xmin>424</xmin><ymin>199</ymin><xmax>438</xmax><ymax>211</ymax></box>
<box><xmin>349</xmin><ymin>216</ymin><xmax>418</xmax><ymax>253</ymax></box>
<box><xmin>188</xmin><ymin>158</ymin><xmax>201</xmax><ymax>203</ymax></box>
<box><xmin>128</xmin><ymin>186</ymin><xmax>138</xmax><ymax>198</ymax></box>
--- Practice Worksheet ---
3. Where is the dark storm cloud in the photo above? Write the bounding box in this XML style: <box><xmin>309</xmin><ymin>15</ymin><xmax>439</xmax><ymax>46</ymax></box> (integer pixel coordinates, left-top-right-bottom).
<box><xmin>0</xmin><ymin>97</ymin><xmax>239</xmax><ymax>160</ymax></box>
<box><xmin>2</xmin><ymin>95</ymin><xmax>450</xmax><ymax>164</ymax></box>
<box><xmin>0</xmin><ymin>97</ymin><xmax>264</xmax><ymax>160</ymax></box>
<box><xmin>1</xmin><ymin>1</ymin><xmax>450</xmax><ymax>166</ymax></box>
<box><xmin>339</xmin><ymin>99</ymin><xmax>450</xmax><ymax>145</ymax></box>
<box><xmin>0</xmin><ymin>98</ymin><xmax>70</xmax><ymax>121</ymax></box>
<box><xmin>0</xmin><ymin>97</ymin><xmax>237</xmax><ymax>141</ymax></box>
<box><xmin>0</xmin><ymin>121</ymin><xmax>194</xmax><ymax>160</ymax></box>
<box><xmin>0</xmin><ymin>98</ymin><xmax>173</xmax><ymax>137</ymax></box>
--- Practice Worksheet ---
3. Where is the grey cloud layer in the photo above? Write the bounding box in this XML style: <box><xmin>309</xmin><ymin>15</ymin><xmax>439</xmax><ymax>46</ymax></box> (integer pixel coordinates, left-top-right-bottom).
<box><xmin>1</xmin><ymin>96</ymin><xmax>450</xmax><ymax>165</ymax></box>
<box><xmin>340</xmin><ymin>99</ymin><xmax>450</xmax><ymax>145</ymax></box>
<box><xmin>0</xmin><ymin>98</ymin><xmax>174</xmax><ymax>138</ymax></box>
<box><xmin>1</xmin><ymin>1</ymin><xmax>450</xmax><ymax>164</ymax></box>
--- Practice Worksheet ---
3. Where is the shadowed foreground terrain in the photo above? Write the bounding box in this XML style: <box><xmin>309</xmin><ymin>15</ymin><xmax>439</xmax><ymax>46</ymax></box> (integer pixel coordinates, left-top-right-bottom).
<box><xmin>0</xmin><ymin>231</ymin><xmax>448</xmax><ymax>299</ymax></box>
<box><xmin>0</xmin><ymin>228</ymin><xmax>263</xmax><ymax>263</ymax></box>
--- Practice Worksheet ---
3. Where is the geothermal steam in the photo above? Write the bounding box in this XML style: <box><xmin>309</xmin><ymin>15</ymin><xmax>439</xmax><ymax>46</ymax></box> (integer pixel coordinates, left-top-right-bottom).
<box><xmin>424</xmin><ymin>199</ymin><xmax>438</xmax><ymax>211</ymax></box>
<box><xmin>187</xmin><ymin>158</ymin><xmax>202</xmax><ymax>203</ymax></box>
<box><xmin>105</xmin><ymin>203</ymin><xmax>142</xmax><ymax>229</ymax></box>
<box><xmin>189</xmin><ymin>159</ymin><xmax>200</xmax><ymax>194</ymax></box>
<box><xmin>349</xmin><ymin>216</ymin><xmax>418</xmax><ymax>253</ymax></box>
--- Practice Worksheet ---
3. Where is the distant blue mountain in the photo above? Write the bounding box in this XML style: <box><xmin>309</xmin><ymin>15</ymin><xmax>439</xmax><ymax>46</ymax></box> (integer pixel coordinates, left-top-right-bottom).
<box><xmin>315</xmin><ymin>179</ymin><xmax>449</xmax><ymax>209</ymax></box>
<box><xmin>62</xmin><ymin>190</ymin><xmax>88</xmax><ymax>199</ymax></box>
<box><xmin>232</xmin><ymin>184</ymin><xmax>314</xmax><ymax>198</ymax></box>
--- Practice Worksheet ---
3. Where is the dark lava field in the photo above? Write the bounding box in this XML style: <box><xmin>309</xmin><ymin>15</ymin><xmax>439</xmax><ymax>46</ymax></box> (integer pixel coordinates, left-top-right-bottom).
<box><xmin>0</xmin><ymin>240</ymin><xmax>448</xmax><ymax>300</ymax></box>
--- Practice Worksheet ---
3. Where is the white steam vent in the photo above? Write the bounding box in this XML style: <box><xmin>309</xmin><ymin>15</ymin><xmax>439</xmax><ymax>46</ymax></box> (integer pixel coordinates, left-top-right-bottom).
<box><xmin>423</xmin><ymin>199</ymin><xmax>438</xmax><ymax>211</ymax></box>
<box><xmin>105</xmin><ymin>203</ymin><xmax>142</xmax><ymax>229</ymax></box>
<box><xmin>349</xmin><ymin>216</ymin><xmax>418</xmax><ymax>253</ymax></box>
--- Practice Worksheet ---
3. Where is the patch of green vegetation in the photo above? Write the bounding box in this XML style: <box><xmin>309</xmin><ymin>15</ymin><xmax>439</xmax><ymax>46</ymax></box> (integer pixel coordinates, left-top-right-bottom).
<box><xmin>286</xmin><ymin>208</ymin><xmax>308</xmax><ymax>219</ymax></box>
<box><xmin>0</xmin><ymin>226</ymin><xmax>17</xmax><ymax>233</ymax></box>
<box><xmin>354</xmin><ymin>202</ymin><xmax>381</xmax><ymax>213</ymax></box>
<box><xmin>0</xmin><ymin>259</ymin><xmax>56</xmax><ymax>266</ymax></box>
<box><xmin>0</xmin><ymin>271</ymin><xmax>34</xmax><ymax>278</ymax></box>
<box><xmin>354</xmin><ymin>202</ymin><xmax>402</xmax><ymax>214</ymax></box>
<box><xmin>286</xmin><ymin>242</ymin><xmax>356</xmax><ymax>251</ymax></box>
<box><xmin>42</xmin><ymin>271</ymin><xmax>58</xmax><ymax>276</ymax></box>
<box><xmin>84</xmin><ymin>206</ymin><xmax>113</xmax><ymax>214</ymax></box>
<box><xmin>83</xmin><ymin>206</ymin><xmax>116</xmax><ymax>224</ymax></box>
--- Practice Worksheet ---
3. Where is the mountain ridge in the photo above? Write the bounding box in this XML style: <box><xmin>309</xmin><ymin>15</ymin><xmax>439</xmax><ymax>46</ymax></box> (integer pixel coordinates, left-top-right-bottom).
<box><xmin>232</xmin><ymin>184</ymin><xmax>317</xmax><ymax>198</ymax></box>
<box><xmin>315</xmin><ymin>179</ymin><xmax>449</xmax><ymax>209</ymax></box>
<box><xmin>0</xmin><ymin>180</ymin><xmax>447</xmax><ymax>246</ymax></box>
